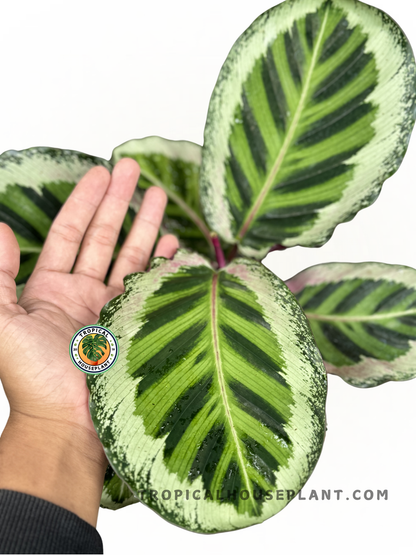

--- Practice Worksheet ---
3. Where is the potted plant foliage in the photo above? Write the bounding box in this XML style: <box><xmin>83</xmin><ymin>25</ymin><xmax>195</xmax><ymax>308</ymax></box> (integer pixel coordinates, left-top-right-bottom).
<box><xmin>1</xmin><ymin>0</ymin><xmax>415</xmax><ymax>535</ymax></box>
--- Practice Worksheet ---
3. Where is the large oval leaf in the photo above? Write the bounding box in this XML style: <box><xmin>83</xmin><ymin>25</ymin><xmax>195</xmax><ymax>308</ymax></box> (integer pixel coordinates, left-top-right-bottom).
<box><xmin>200</xmin><ymin>0</ymin><xmax>416</xmax><ymax>258</ymax></box>
<box><xmin>0</xmin><ymin>147</ymin><xmax>113</xmax><ymax>284</ymax></box>
<box><xmin>112</xmin><ymin>137</ymin><xmax>214</xmax><ymax>258</ymax></box>
<box><xmin>287</xmin><ymin>262</ymin><xmax>416</xmax><ymax>388</ymax></box>
<box><xmin>88</xmin><ymin>251</ymin><xmax>326</xmax><ymax>533</ymax></box>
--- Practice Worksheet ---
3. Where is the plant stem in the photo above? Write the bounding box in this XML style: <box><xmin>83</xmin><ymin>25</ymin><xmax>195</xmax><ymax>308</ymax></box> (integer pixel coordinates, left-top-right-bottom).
<box><xmin>211</xmin><ymin>233</ymin><xmax>226</xmax><ymax>269</ymax></box>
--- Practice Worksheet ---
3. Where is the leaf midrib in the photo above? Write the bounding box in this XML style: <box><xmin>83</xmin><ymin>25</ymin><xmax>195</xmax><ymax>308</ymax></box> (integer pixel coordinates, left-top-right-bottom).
<box><xmin>140</xmin><ymin>168</ymin><xmax>214</xmax><ymax>252</ymax></box>
<box><xmin>211</xmin><ymin>273</ymin><xmax>256</xmax><ymax>511</ymax></box>
<box><xmin>305</xmin><ymin>309</ymin><xmax>416</xmax><ymax>323</ymax></box>
<box><xmin>236</xmin><ymin>7</ymin><xmax>330</xmax><ymax>242</ymax></box>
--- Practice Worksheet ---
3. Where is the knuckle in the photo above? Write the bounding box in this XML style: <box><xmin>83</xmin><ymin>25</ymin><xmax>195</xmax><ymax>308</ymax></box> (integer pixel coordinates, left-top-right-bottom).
<box><xmin>75</xmin><ymin>266</ymin><xmax>102</xmax><ymax>279</ymax></box>
<box><xmin>51</xmin><ymin>221</ymin><xmax>84</xmax><ymax>245</ymax></box>
<box><xmin>138</xmin><ymin>217</ymin><xmax>159</xmax><ymax>231</ymax></box>
<box><xmin>0</xmin><ymin>267</ymin><xmax>16</xmax><ymax>280</ymax></box>
<box><xmin>87</xmin><ymin>222</ymin><xmax>117</xmax><ymax>248</ymax></box>
<box><xmin>120</xmin><ymin>244</ymin><xmax>147</xmax><ymax>268</ymax></box>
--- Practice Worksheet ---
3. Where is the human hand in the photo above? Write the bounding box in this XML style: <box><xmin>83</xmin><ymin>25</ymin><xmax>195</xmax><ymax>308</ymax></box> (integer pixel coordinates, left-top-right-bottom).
<box><xmin>0</xmin><ymin>158</ymin><xmax>178</xmax><ymax>525</ymax></box>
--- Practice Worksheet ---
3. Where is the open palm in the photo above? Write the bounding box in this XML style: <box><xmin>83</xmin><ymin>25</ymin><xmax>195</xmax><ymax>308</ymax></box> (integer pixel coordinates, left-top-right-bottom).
<box><xmin>0</xmin><ymin>159</ymin><xmax>178</xmax><ymax>437</ymax></box>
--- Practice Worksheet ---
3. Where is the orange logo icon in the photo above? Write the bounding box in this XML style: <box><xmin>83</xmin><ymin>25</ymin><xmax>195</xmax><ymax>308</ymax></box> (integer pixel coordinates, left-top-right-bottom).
<box><xmin>69</xmin><ymin>326</ymin><xmax>119</xmax><ymax>374</ymax></box>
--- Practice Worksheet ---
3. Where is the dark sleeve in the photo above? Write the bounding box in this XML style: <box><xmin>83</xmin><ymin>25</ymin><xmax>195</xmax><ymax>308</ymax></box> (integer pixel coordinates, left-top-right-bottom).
<box><xmin>0</xmin><ymin>489</ymin><xmax>103</xmax><ymax>554</ymax></box>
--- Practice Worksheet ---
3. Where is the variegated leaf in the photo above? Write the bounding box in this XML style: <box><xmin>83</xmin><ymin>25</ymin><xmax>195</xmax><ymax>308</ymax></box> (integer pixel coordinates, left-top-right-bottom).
<box><xmin>101</xmin><ymin>465</ymin><xmax>139</xmax><ymax>510</ymax></box>
<box><xmin>87</xmin><ymin>250</ymin><xmax>326</xmax><ymax>533</ymax></box>
<box><xmin>0</xmin><ymin>147</ymin><xmax>140</xmax><ymax>285</ymax></box>
<box><xmin>112</xmin><ymin>137</ymin><xmax>214</xmax><ymax>258</ymax></box>
<box><xmin>287</xmin><ymin>263</ymin><xmax>416</xmax><ymax>388</ymax></box>
<box><xmin>200</xmin><ymin>0</ymin><xmax>416</xmax><ymax>258</ymax></box>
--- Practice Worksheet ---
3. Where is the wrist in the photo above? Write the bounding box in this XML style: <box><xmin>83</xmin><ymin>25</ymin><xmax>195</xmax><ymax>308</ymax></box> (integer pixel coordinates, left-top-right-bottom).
<box><xmin>0</xmin><ymin>410</ymin><xmax>107</xmax><ymax>526</ymax></box>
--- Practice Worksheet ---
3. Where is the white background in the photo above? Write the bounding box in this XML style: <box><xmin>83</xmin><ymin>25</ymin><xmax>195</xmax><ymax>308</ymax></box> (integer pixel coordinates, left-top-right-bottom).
<box><xmin>0</xmin><ymin>1</ymin><xmax>415</xmax><ymax>553</ymax></box>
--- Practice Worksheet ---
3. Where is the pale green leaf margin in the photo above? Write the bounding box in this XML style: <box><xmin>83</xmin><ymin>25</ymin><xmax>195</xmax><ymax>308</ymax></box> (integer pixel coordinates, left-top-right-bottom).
<box><xmin>88</xmin><ymin>250</ymin><xmax>327</xmax><ymax>533</ymax></box>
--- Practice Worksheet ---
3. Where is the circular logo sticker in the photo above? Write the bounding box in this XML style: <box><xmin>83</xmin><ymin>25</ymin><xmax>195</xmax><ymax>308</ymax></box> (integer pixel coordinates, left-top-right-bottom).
<box><xmin>69</xmin><ymin>326</ymin><xmax>119</xmax><ymax>375</ymax></box>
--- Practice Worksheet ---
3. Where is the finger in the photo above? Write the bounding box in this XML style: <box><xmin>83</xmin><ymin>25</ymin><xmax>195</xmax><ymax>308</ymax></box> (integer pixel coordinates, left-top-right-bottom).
<box><xmin>0</xmin><ymin>223</ymin><xmax>20</xmax><ymax>306</ymax></box>
<box><xmin>34</xmin><ymin>166</ymin><xmax>111</xmax><ymax>273</ymax></box>
<box><xmin>73</xmin><ymin>159</ymin><xmax>140</xmax><ymax>281</ymax></box>
<box><xmin>108</xmin><ymin>186</ymin><xmax>167</xmax><ymax>289</ymax></box>
<box><xmin>154</xmin><ymin>234</ymin><xmax>179</xmax><ymax>259</ymax></box>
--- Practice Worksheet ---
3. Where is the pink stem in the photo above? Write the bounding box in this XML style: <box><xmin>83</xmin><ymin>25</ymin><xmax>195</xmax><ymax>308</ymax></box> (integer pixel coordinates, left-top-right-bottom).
<box><xmin>211</xmin><ymin>234</ymin><xmax>226</xmax><ymax>269</ymax></box>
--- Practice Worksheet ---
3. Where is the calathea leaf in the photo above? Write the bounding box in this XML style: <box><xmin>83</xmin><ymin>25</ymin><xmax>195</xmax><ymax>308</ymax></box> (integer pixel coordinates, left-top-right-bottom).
<box><xmin>287</xmin><ymin>263</ymin><xmax>416</xmax><ymax>388</ymax></box>
<box><xmin>200</xmin><ymin>0</ymin><xmax>416</xmax><ymax>258</ymax></box>
<box><xmin>87</xmin><ymin>250</ymin><xmax>326</xmax><ymax>533</ymax></box>
<box><xmin>111</xmin><ymin>137</ymin><xmax>214</xmax><ymax>258</ymax></box>
<box><xmin>0</xmin><ymin>147</ymin><xmax>142</xmax><ymax>286</ymax></box>
<box><xmin>101</xmin><ymin>465</ymin><xmax>139</xmax><ymax>510</ymax></box>
<box><xmin>0</xmin><ymin>147</ymin><xmax>112</xmax><ymax>285</ymax></box>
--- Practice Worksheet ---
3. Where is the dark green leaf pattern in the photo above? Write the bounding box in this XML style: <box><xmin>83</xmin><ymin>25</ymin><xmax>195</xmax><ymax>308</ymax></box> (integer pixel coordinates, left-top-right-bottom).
<box><xmin>287</xmin><ymin>262</ymin><xmax>416</xmax><ymax>387</ymax></box>
<box><xmin>201</xmin><ymin>0</ymin><xmax>416</xmax><ymax>257</ymax></box>
<box><xmin>88</xmin><ymin>250</ymin><xmax>326</xmax><ymax>533</ymax></box>
<box><xmin>0</xmin><ymin>148</ymin><xmax>114</xmax><ymax>284</ymax></box>
<box><xmin>111</xmin><ymin>137</ymin><xmax>214</xmax><ymax>258</ymax></box>
<box><xmin>0</xmin><ymin>147</ymin><xmax>145</xmax><ymax>286</ymax></box>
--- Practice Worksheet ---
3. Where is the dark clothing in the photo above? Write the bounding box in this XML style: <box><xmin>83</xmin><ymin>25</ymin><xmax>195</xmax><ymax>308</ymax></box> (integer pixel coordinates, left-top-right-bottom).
<box><xmin>0</xmin><ymin>489</ymin><xmax>103</xmax><ymax>554</ymax></box>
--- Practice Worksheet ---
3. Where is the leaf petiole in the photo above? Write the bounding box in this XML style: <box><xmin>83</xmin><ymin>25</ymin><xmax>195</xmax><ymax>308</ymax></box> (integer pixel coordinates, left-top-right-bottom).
<box><xmin>211</xmin><ymin>233</ymin><xmax>226</xmax><ymax>269</ymax></box>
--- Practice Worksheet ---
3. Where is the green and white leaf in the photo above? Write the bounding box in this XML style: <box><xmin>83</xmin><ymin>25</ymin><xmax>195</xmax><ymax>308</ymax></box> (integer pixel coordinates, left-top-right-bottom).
<box><xmin>112</xmin><ymin>137</ymin><xmax>214</xmax><ymax>258</ymax></box>
<box><xmin>287</xmin><ymin>262</ymin><xmax>416</xmax><ymax>388</ymax></box>
<box><xmin>101</xmin><ymin>464</ymin><xmax>139</xmax><ymax>510</ymax></box>
<box><xmin>88</xmin><ymin>250</ymin><xmax>326</xmax><ymax>533</ymax></box>
<box><xmin>0</xmin><ymin>147</ymin><xmax>112</xmax><ymax>285</ymax></box>
<box><xmin>0</xmin><ymin>147</ymin><xmax>145</xmax><ymax>286</ymax></box>
<box><xmin>200</xmin><ymin>0</ymin><xmax>416</xmax><ymax>258</ymax></box>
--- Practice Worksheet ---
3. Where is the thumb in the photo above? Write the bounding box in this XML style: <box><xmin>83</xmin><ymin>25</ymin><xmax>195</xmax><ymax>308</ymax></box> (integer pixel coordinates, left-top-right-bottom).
<box><xmin>0</xmin><ymin>223</ymin><xmax>20</xmax><ymax>306</ymax></box>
